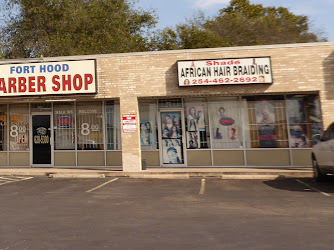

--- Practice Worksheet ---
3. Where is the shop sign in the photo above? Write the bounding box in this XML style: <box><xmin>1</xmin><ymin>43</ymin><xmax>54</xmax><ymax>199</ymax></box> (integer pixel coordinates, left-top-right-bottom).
<box><xmin>122</xmin><ymin>114</ymin><xmax>137</xmax><ymax>133</ymax></box>
<box><xmin>56</xmin><ymin>116</ymin><xmax>73</xmax><ymax>128</ymax></box>
<box><xmin>178</xmin><ymin>57</ymin><xmax>273</xmax><ymax>86</ymax></box>
<box><xmin>0</xmin><ymin>60</ymin><xmax>96</xmax><ymax>97</ymax></box>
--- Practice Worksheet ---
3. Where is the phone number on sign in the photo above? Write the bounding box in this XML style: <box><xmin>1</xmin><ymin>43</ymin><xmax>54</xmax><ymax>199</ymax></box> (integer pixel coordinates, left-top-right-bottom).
<box><xmin>189</xmin><ymin>77</ymin><xmax>260</xmax><ymax>85</ymax></box>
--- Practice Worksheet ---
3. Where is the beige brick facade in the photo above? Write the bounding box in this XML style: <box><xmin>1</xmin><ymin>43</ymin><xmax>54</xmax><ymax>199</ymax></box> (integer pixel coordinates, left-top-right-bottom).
<box><xmin>0</xmin><ymin>42</ymin><xmax>333</xmax><ymax>171</ymax></box>
<box><xmin>90</xmin><ymin>42</ymin><xmax>334</xmax><ymax>123</ymax></box>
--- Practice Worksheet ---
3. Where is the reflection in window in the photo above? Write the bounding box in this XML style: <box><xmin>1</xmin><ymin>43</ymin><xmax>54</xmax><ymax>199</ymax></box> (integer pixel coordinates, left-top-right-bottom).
<box><xmin>139</xmin><ymin>100</ymin><xmax>158</xmax><ymax>150</ymax></box>
<box><xmin>54</xmin><ymin>102</ymin><xmax>75</xmax><ymax>150</ymax></box>
<box><xmin>246</xmin><ymin>96</ymin><xmax>288</xmax><ymax>148</ymax></box>
<box><xmin>9</xmin><ymin>104</ymin><xmax>29</xmax><ymax>151</ymax></box>
<box><xmin>105</xmin><ymin>100</ymin><xmax>121</xmax><ymax>150</ymax></box>
<box><xmin>76</xmin><ymin>102</ymin><xmax>103</xmax><ymax>150</ymax></box>
<box><xmin>287</xmin><ymin>94</ymin><xmax>322</xmax><ymax>147</ymax></box>
<box><xmin>0</xmin><ymin>105</ymin><xmax>7</xmax><ymax>151</ymax></box>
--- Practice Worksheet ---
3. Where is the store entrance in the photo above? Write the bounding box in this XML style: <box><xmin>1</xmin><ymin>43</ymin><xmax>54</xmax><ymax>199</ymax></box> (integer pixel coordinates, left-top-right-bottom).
<box><xmin>32</xmin><ymin>114</ymin><xmax>52</xmax><ymax>166</ymax></box>
<box><xmin>159</xmin><ymin>110</ymin><xmax>186</xmax><ymax>166</ymax></box>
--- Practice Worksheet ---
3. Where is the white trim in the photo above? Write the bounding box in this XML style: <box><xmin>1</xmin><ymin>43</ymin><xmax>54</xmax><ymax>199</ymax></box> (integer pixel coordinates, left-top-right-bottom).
<box><xmin>206</xmin><ymin>96</ymin><xmax>214</xmax><ymax>167</ymax></box>
<box><xmin>74</xmin><ymin>101</ymin><xmax>78</xmax><ymax>167</ymax></box>
<box><xmin>6</xmin><ymin>103</ymin><xmax>9</xmax><ymax>166</ymax></box>
<box><xmin>102</xmin><ymin>100</ymin><xmax>107</xmax><ymax>167</ymax></box>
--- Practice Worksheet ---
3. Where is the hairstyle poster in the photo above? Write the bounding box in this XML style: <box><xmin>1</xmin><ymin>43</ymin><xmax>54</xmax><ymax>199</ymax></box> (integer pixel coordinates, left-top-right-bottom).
<box><xmin>217</xmin><ymin>106</ymin><xmax>234</xmax><ymax>126</ymax></box>
<box><xmin>162</xmin><ymin>139</ymin><xmax>183</xmax><ymax>164</ymax></box>
<box><xmin>255</xmin><ymin>100</ymin><xmax>277</xmax><ymax>147</ymax></box>
<box><xmin>187</xmin><ymin>131</ymin><xmax>200</xmax><ymax>149</ymax></box>
<box><xmin>161</xmin><ymin>112</ymin><xmax>181</xmax><ymax>139</ymax></box>
<box><xmin>140</xmin><ymin>121</ymin><xmax>154</xmax><ymax>146</ymax></box>
<box><xmin>229</xmin><ymin>127</ymin><xmax>238</xmax><ymax>140</ymax></box>
<box><xmin>214</xmin><ymin>128</ymin><xmax>223</xmax><ymax>139</ymax></box>
<box><xmin>287</xmin><ymin>98</ymin><xmax>306</xmax><ymax>124</ymax></box>
<box><xmin>186</xmin><ymin>105</ymin><xmax>205</xmax><ymax>131</ymax></box>
<box><xmin>290</xmin><ymin>124</ymin><xmax>309</xmax><ymax>148</ymax></box>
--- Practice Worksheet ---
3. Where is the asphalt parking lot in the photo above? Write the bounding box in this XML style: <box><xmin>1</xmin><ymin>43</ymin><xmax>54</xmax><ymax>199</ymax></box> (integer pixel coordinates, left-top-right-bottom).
<box><xmin>1</xmin><ymin>176</ymin><xmax>334</xmax><ymax>250</ymax></box>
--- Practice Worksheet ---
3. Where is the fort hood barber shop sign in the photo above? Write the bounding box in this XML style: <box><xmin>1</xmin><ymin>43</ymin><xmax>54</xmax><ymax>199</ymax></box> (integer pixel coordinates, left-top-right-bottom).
<box><xmin>178</xmin><ymin>57</ymin><xmax>273</xmax><ymax>86</ymax></box>
<box><xmin>0</xmin><ymin>59</ymin><xmax>96</xmax><ymax>97</ymax></box>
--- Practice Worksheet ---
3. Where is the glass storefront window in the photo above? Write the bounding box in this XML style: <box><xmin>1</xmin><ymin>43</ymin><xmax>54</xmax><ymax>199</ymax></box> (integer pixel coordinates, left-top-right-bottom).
<box><xmin>245</xmin><ymin>96</ymin><xmax>288</xmax><ymax>148</ymax></box>
<box><xmin>76</xmin><ymin>102</ymin><xmax>103</xmax><ymax>150</ymax></box>
<box><xmin>53</xmin><ymin>102</ymin><xmax>75</xmax><ymax>150</ymax></box>
<box><xmin>9</xmin><ymin>104</ymin><xmax>29</xmax><ymax>151</ymax></box>
<box><xmin>139</xmin><ymin>99</ymin><xmax>158</xmax><ymax>150</ymax></box>
<box><xmin>105</xmin><ymin>100</ymin><xmax>121</xmax><ymax>150</ymax></box>
<box><xmin>287</xmin><ymin>94</ymin><xmax>322</xmax><ymax>148</ymax></box>
<box><xmin>309</xmin><ymin>95</ymin><xmax>323</xmax><ymax>146</ymax></box>
<box><xmin>208</xmin><ymin>97</ymin><xmax>242</xmax><ymax>149</ymax></box>
<box><xmin>184</xmin><ymin>98</ymin><xmax>210</xmax><ymax>149</ymax></box>
<box><xmin>0</xmin><ymin>105</ymin><xmax>7</xmax><ymax>151</ymax></box>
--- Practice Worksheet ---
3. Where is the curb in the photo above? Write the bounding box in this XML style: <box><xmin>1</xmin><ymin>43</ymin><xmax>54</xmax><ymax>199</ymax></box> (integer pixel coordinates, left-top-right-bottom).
<box><xmin>49</xmin><ymin>173</ymin><xmax>106</xmax><ymax>178</ymax></box>
<box><xmin>0</xmin><ymin>168</ymin><xmax>314</xmax><ymax>179</ymax></box>
<box><xmin>221</xmin><ymin>174</ymin><xmax>280</xmax><ymax>180</ymax></box>
<box><xmin>129</xmin><ymin>174</ymin><xmax>190</xmax><ymax>179</ymax></box>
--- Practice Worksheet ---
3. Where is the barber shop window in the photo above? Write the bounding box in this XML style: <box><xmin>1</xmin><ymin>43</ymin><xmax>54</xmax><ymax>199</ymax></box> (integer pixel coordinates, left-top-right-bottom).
<box><xmin>105</xmin><ymin>100</ymin><xmax>122</xmax><ymax>150</ymax></box>
<box><xmin>139</xmin><ymin>99</ymin><xmax>158</xmax><ymax>150</ymax></box>
<box><xmin>9</xmin><ymin>104</ymin><xmax>29</xmax><ymax>151</ymax></box>
<box><xmin>287</xmin><ymin>94</ymin><xmax>323</xmax><ymax>147</ymax></box>
<box><xmin>245</xmin><ymin>96</ymin><xmax>288</xmax><ymax>148</ymax></box>
<box><xmin>53</xmin><ymin>102</ymin><xmax>75</xmax><ymax>150</ymax></box>
<box><xmin>0</xmin><ymin>105</ymin><xmax>7</xmax><ymax>151</ymax></box>
<box><xmin>76</xmin><ymin>102</ymin><xmax>103</xmax><ymax>150</ymax></box>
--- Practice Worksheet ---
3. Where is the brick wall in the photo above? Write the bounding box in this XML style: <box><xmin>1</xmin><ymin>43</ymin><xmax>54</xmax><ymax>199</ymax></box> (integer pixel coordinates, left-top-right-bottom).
<box><xmin>95</xmin><ymin>43</ymin><xmax>334</xmax><ymax>128</ymax></box>
<box><xmin>1</xmin><ymin>42</ymin><xmax>333</xmax><ymax>170</ymax></box>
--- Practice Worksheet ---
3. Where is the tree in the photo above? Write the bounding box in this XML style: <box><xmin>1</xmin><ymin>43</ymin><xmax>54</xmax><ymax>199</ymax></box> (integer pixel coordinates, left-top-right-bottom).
<box><xmin>155</xmin><ymin>0</ymin><xmax>326</xmax><ymax>50</ymax></box>
<box><xmin>152</xmin><ymin>15</ymin><xmax>229</xmax><ymax>51</ymax></box>
<box><xmin>0</xmin><ymin>0</ymin><xmax>157</xmax><ymax>58</ymax></box>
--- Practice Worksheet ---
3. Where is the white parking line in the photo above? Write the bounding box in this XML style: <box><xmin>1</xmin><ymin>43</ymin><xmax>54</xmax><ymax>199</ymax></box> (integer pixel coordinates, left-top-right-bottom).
<box><xmin>296</xmin><ymin>179</ymin><xmax>331</xmax><ymax>197</ymax></box>
<box><xmin>0</xmin><ymin>176</ymin><xmax>26</xmax><ymax>181</ymax></box>
<box><xmin>86</xmin><ymin>178</ymin><xmax>119</xmax><ymax>193</ymax></box>
<box><xmin>199</xmin><ymin>179</ymin><xmax>206</xmax><ymax>195</ymax></box>
<box><xmin>0</xmin><ymin>176</ymin><xmax>33</xmax><ymax>186</ymax></box>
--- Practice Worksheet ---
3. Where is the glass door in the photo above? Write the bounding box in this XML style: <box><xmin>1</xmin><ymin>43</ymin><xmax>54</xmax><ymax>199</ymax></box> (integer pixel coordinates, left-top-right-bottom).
<box><xmin>160</xmin><ymin>111</ymin><xmax>185</xmax><ymax>166</ymax></box>
<box><xmin>32</xmin><ymin>114</ymin><xmax>52</xmax><ymax>166</ymax></box>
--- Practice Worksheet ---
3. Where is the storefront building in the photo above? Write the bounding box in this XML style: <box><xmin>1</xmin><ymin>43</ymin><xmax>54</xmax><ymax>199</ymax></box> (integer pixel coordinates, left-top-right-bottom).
<box><xmin>0</xmin><ymin>42</ymin><xmax>333</xmax><ymax>171</ymax></box>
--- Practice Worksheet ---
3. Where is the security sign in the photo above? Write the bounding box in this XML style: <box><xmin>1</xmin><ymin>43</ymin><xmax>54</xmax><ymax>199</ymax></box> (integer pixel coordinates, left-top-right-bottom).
<box><xmin>122</xmin><ymin>114</ymin><xmax>137</xmax><ymax>133</ymax></box>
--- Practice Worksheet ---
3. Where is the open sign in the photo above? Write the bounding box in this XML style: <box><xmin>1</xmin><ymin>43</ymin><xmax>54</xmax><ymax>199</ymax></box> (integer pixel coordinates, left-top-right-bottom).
<box><xmin>56</xmin><ymin>116</ymin><xmax>73</xmax><ymax>128</ymax></box>
<box><xmin>219</xmin><ymin>117</ymin><xmax>234</xmax><ymax>126</ymax></box>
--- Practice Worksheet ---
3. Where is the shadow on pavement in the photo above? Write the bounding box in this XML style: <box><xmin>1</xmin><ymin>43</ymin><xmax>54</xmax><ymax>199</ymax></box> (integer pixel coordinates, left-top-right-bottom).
<box><xmin>263</xmin><ymin>176</ymin><xmax>334</xmax><ymax>194</ymax></box>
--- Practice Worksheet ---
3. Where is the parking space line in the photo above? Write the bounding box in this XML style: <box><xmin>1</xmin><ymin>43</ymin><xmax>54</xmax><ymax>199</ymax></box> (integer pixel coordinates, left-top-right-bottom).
<box><xmin>0</xmin><ymin>176</ymin><xmax>27</xmax><ymax>181</ymax></box>
<box><xmin>86</xmin><ymin>178</ymin><xmax>119</xmax><ymax>193</ymax></box>
<box><xmin>199</xmin><ymin>179</ymin><xmax>206</xmax><ymax>195</ymax></box>
<box><xmin>0</xmin><ymin>176</ymin><xmax>33</xmax><ymax>186</ymax></box>
<box><xmin>296</xmin><ymin>179</ymin><xmax>331</xmax><ymax>197</ymax></box>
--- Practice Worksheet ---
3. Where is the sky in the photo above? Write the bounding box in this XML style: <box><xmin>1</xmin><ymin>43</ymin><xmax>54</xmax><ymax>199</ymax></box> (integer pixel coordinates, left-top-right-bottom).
<box><xmin>136</xmin><ymin>0</ymin><xmax>334</xmax><ymax>42</ymax></box>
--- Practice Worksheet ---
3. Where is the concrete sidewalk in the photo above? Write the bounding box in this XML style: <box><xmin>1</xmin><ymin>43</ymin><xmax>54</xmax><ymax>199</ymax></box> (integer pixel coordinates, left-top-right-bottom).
<box><xmin>0</xmin><ymin>167</ymin><xmax>313</xmax><ymax>179</ymax></box>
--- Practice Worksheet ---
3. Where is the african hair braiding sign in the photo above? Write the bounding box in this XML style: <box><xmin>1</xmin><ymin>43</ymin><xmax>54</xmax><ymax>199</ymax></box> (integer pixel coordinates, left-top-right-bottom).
<box><xmin>177</xmin><ymin>57</ymin><xmax>272</xmax><ymax>86</ymax></box>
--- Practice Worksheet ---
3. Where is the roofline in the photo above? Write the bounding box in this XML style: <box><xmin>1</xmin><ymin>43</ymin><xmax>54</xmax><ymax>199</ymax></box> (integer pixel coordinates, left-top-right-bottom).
<box><xmin>1</xmin><ymin>41</ymin><xmax>334</xmax><ymax>64</ymax></box>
